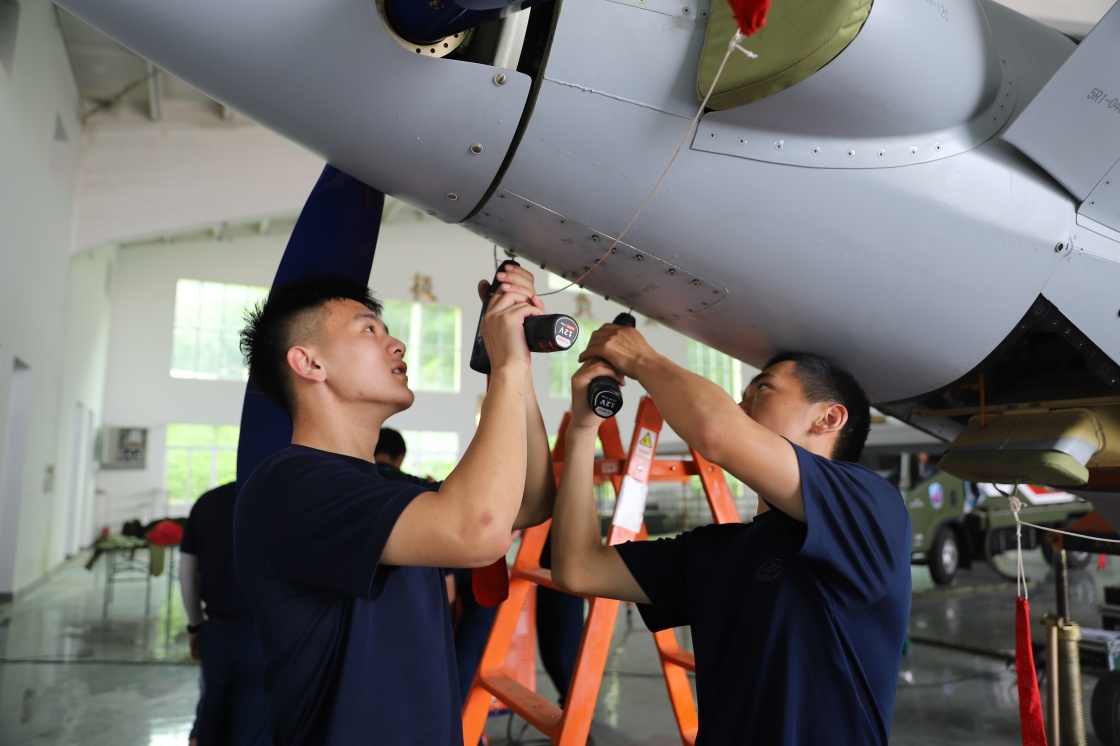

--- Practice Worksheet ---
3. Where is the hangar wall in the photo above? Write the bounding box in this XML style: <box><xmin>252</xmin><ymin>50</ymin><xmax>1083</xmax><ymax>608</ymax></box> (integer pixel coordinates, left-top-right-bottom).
<box><xmin>0</xmin><ymin>1</ymin><xmax>108</xmax><ymax>598</ymax></box>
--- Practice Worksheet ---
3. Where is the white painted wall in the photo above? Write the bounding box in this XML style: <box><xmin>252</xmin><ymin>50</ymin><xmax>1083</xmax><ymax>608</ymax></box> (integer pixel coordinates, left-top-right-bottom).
<box><xmin>0</xmin><ymin>362</ymin><xmax>33</xmax><ymax>599</ymax></box>
<box><xmin>0</xmin><ymin>1</ymin><xmax>97</xmax><ymax>595</ymax></box>
<box><xmin>52</xmin><ymin>246</ymin><xmax>115</xmax><ymax>560</ymax></box>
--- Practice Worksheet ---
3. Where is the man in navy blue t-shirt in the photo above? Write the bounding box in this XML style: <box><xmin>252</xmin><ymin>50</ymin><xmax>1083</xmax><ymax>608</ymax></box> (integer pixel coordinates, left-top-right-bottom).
<box><xmin>234</xmin><ymin>268</ymin><xmax>556</xmax><ymax>745</ymax></box>
<box><xmin>550</xmin><ymin>329</ymin><xmax>911</xmax><ymax>745</ymax></box>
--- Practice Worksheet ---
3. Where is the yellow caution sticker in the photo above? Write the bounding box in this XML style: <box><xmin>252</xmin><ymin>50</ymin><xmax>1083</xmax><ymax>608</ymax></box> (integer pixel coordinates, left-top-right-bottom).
<box><xmin>633</xmin><ymin>427</ymin><xmax>656</xmax><ymax>463</ymax></box>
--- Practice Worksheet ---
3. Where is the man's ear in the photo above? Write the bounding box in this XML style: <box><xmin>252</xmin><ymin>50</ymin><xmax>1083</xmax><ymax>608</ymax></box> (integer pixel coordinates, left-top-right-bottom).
<box><xmin>287</xmin><ymin>345</ymin><xmax>325</xmax><ymax>383</ymax></box>
<box><xmin>814</xmin><ymin>403</ymin><xmax>848</xmax><ymax>434</ymax></box>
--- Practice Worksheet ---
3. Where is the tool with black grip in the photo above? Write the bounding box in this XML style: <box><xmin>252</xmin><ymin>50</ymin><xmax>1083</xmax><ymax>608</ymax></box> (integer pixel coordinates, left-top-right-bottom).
<box><xmin>469</xmin><ymin>260</ymin><xmax>580</xmax><ymax>375</ymax></box>
<box><xmin>587</xmin><ymin>312</ymin><xmax>636</xmax><ymax>418</ymax></box>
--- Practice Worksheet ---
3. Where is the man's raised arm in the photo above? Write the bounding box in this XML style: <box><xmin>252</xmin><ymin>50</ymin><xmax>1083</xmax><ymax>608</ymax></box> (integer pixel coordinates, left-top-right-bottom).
<box><xmin>515</xmin><ymin>364</ymin><xmax>556</xmax><ymax>529</ymax></box>
<box><xmin>381</xmin><ymin>266</ymin><xmax>541</xmax><ymax>568</ymax></box>
<box><xmin>580</xmin><ymin>324</ymin><xmax>805</xmax><ymax>521</ymax></box>
<box><xmin>549</xmin><ymin>358</ymin><xmax>649</xmax><ymax>603</ymax></box>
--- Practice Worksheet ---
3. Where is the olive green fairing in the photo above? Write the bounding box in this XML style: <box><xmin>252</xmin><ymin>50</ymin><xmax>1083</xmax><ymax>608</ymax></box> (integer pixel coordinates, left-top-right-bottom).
<box><xmin>940</xmin><ymin>409</ymin><xmax>1109</xmax><ymax>487</ymax></box>
<box><xmin>697</xmin><ymin>0</ymin><xmax>872</xmax><ymax>109</ymax></box>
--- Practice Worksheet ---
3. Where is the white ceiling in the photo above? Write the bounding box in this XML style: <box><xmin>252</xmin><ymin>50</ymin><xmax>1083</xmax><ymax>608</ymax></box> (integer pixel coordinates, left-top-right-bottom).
<box><xmin>57</xmin><ymin>9</ymin><xmax>227</xmax><ymax>124</ymax></box>
<box><xmin>55</xmin><ymin>1</ymin><xmax>1117</xmax><ymax>127</ymax></box>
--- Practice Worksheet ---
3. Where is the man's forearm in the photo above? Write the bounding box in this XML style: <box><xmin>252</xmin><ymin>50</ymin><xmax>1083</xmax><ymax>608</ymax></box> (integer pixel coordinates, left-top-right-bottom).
<box><xmin>632</xmin><ymin>354</ymin><xmax>745</xmax><ymax>459</ymax></box>
<box><xmin>179</xmin><ymin>552</ymin><xmax>204</xmax><ymax>626</ymax></box>
<box><xmin>630</xmin><ymin>351</ymin><xmax>803</xmax><ymax>517</ymax></box>
<box><xmin>440</xmin><ymin>367</ymin><xmax>528</xmax><ymax>535</ymax></box>
<box><xmin>515</xmin><ymin>370</ymin><xmax>556</xmax><ymax>528</ymax></box>
<box><xmin>550</xmin><ymin>426</ymin><xmax>604</xmax><ymax>590</ymax></box>
<box><xmin>551</xmin><ymin>424</ymin><xmax>650</xmax><ymax>603</ymax></box>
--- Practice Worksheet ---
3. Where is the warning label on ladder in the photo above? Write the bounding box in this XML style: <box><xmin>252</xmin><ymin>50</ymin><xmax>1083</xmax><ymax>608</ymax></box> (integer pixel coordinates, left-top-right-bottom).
<box><xmin>634</xmin><ymin>428</ymin><xmax>656</xmax><ymax>461</ymax></box>
<box><xmin>612</xmin><ymin>475</ymin><xmax>649</xmax><ymax>533</ymax></box>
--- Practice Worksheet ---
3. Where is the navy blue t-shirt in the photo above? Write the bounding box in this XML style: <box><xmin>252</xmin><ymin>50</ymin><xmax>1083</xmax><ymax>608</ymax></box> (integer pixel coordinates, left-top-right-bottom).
<box><xmin>181</xmin><ymin>481</ymin><xmax>253</xmax><ymax>623</ymax></box>
<box><xmin>233</xmin><ymin>445</ymin><xmax>460</xmax><ymax>746</ymax></box>
<box><xmin>616</xmin><ymin>443</ymin><xmax>911</xmax><ymax>745</ymax></box>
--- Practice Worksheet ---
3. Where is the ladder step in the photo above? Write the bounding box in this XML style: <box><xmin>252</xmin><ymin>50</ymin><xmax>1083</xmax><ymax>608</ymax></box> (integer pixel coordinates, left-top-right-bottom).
<box><xmin>512</xmin><ymin>567</ymin><xmax>596</xmax><ymax>599</ymax></box>
<box><xmin>479</xmin><ymin>671</ymin><xmax>563</xmax><ymax>732</ymax></box>
<box><xmin>511</xmin><ymin>566</ymin><xmax>562</xmax><ymax>592</ymax></box>
<box><xmin>660</xmin><ymin>647</ymin><xmax>696</xmax><ymax>671</ymax></box>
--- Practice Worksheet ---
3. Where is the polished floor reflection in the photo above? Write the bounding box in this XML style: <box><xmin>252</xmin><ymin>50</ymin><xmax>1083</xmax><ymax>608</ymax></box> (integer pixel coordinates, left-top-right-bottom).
<box><xmin>0</xmin><ymin>549</ymin><xmax>1114</xmax><ymax>745</ymax></box>
<box><xmin>0</xmin><ymin>552</ymin><xmax>197</xmax><ymax>746</ymax></box>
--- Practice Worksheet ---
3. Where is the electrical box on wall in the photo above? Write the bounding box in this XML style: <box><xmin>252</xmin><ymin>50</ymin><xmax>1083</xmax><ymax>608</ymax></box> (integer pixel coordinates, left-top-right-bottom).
<box><xmin>98</xmin><ymin>427</ymin><xmax>147</xmax><ymax>469</ymax></box>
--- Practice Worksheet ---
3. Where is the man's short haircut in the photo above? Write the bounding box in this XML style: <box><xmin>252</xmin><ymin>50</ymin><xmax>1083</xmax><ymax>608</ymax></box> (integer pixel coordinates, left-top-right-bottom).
<box><xmin>763</xmin><ymin>351</ymin><xmax>872</xmax><ymax>463</ymax></box>
<box><xmin>375</xmin><ymin>427</ymin><xmax>407</xmax><ymax>461</ymax></box>
<box><xmin>240</xmin><ymin>275</ymin><xmax>381</xmax><ymax>418</ymax></box>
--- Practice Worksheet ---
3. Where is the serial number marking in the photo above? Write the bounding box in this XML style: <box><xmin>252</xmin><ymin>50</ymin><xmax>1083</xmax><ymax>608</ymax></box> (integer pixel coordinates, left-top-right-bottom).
<box><xmin>924</xmin><ymin>0</ymin><xmax>949</xmax><ymax>21</ymax></box>
<box><xmin>1087</xmin><ymin>88</ymin><xmax>1120</xmax><ymax>113</ymax></box>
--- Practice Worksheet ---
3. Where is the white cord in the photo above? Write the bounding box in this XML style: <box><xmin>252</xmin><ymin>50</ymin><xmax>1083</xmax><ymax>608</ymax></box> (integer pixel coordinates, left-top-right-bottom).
<box><xmin>1010</xmin><ymin>494</ymin><xmax>1028</xmax><ymax>600</ymax></box>
<box><xmin>1019</xmin><ymin>521</ymin><xmax>1120</xmax><ymax>546</ymax></box>
<box><xmin>1007</xmin><ymin>490</ymin><xmax>1120</xmax><ymax>599</ymax></box>
<box><xmin>541</xmin><ymin>31</ymin><xmax>757</xmax><ymax>297</ymax></box>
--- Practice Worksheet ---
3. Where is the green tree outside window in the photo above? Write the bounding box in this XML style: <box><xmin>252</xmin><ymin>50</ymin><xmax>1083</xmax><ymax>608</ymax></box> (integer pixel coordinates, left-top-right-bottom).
<box><xmin>165</xmin><ymin>423</ymin><xmax>240</xmax><ymax>503</ymax></box>
<box><xmin>171</xmin><ymin>279</ymin><xmax>267</xmax><ymax>381</ymax></box>
<box><xmin>399</xmin><ymin>430</ymin><xmax>460</xmax><ymax>481</ymax></box>
<box><xmin>685</xmin><ymin>339</ymin><xmax>743</xmax><ymax>398</ymax></box>
<box><xmin>380</xmin><ymin>300</ymin><xmax>461</xmax><ymax>393</ymax></box>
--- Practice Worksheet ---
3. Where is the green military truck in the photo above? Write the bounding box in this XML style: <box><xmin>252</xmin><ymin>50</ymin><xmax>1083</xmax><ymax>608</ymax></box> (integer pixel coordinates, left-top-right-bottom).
<box><xmin>861</xmin><ymin>449</ymin><xmax>1092</xmax><ymax>585</ymax></box>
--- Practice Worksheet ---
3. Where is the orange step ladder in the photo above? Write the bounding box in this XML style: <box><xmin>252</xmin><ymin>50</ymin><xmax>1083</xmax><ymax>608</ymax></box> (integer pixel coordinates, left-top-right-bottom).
<box><xmin>461</xmin><ymin>396</ymin><xmax>742</xmax><ymax>746</ymax></box>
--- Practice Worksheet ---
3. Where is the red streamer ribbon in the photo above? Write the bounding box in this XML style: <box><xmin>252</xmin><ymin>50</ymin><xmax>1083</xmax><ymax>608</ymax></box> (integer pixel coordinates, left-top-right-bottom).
<box><xmin>1015</xmin><ymin>596</ymin><xmax>1048</xmax><ymax>746</ymax></box>
<box><xmin>727</xmin><ymin>0</ymin><xmax>771</xmax><ymax>37</ymax></box>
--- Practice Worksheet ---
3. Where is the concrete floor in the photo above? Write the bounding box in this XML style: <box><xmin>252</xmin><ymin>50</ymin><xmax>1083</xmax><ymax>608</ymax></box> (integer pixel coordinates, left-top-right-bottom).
<box><xmin>0</xmin><ymin>547</ymin><xmax>1115</xmax><ymax>745</ymax></box>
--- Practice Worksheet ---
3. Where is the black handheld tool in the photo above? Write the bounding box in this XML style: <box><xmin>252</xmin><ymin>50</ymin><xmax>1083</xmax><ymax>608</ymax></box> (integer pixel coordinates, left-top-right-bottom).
<box><xmin>587</xmin><ymin>312</ymin><xmax>636</xmax><ymax>418</ymax></box>
<box><xmin>469</xmin><ymin>260</ymin><xmax>581</xmax><ymax>375</ymax></box>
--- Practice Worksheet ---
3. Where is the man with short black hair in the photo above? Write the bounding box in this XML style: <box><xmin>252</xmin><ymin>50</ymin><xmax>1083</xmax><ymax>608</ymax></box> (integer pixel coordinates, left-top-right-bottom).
<box><xmin>550</xmin><ymin>324</ymin><xmax>910</xmax><ymax>745</ymax></box>
<box><xmin>374</xmin><ymin>427</ymin><xmax>408</xmax><ymax>471</ymax></box>
<box><xmin>234</xmin><ymin>267</ymin><xmax>555</xmax><ymax>746</ymax></box>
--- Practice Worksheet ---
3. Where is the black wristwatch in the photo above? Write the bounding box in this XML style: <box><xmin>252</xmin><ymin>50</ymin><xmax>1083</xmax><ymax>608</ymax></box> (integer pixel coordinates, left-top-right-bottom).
<box><xmin>187</xmin><ymin>622</ymin><xmax>203</xmax><ymax>634</ymax></box>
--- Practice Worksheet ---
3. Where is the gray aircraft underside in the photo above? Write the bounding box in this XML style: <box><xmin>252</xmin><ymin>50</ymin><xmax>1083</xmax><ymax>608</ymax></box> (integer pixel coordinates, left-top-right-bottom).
<box><xmin>54</xmin><ymin>0</ymin><xmax>1120</xmax><ymax>513</ymax></box>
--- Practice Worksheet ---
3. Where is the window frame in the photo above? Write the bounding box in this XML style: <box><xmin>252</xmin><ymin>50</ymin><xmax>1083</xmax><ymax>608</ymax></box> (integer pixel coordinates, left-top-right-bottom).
<box><xmin>379</xmin><ymin>299</ymin><xmax>462</xmax><ymax>393</ymax></box>
<box><xmin>685</xmin><ymin>339</ymin><xmax>743</xmax><ymax>399</ymax></box>
<box><xmin>170</xmin><ymin>278</ymin><xmax>268</xmax><ymax>382</ymax></box>
<box><xmin>164</xmin><ymin>423</ymin><xmax>240</xmax><ymax>505</ymax></box>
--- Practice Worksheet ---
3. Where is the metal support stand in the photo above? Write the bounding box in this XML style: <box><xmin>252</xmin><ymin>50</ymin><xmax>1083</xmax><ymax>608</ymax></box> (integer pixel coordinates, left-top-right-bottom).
<box><xmin>1046</xmin><ymin>547</ymin><xmax>1089</xmax><ymax>745</ymax></box>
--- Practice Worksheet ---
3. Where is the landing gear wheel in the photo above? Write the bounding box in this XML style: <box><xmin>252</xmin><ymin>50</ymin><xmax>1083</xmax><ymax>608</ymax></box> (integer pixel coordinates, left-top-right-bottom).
<box><xmin>984</xmin><ymin>529</ymin><xmax>1019</xmax><ymax>581</ymax></box>
<box><xmin>928</xmin><ymin>525</ymin><xmax>959</xmax><ymax>586</ymax></box>
<box><xmin>1091</xmin><ymin>669</ymin><xmax>1120</xmax><ymax>746</ymax></box>
<box><xmin>1068</xmin><ymin>550</ymin><xmax>1093</xmax><ymax>569</ymax></box>
<box><xmin>1040</xmin><ymin>540</ymin><xmax>1092</xmax><ymax>570</ymax></box>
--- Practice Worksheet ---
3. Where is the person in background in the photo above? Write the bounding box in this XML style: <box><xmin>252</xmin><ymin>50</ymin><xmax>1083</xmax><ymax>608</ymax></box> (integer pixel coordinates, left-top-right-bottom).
<box><xmin>535</xmin><ymin>534</ymin><xmax>585</xmax><ymax>706</ymax></box>
<box><xmin>180</xmin><ymin>481</ymin><xmax>271</xmax><ymax>746</ymax></box>
<box><xmin>373</xmin><ymin>427</ymin><xmax>409</xmax><ymax>479</ymax></box>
